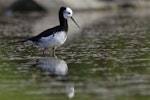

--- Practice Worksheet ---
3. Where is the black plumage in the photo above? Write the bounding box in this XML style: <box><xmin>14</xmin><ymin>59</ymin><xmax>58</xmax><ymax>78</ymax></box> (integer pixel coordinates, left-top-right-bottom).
<box><xmin>21</xmin><ymin>7</ymin><xmax>68</xmax><ymax>43</ymax></box>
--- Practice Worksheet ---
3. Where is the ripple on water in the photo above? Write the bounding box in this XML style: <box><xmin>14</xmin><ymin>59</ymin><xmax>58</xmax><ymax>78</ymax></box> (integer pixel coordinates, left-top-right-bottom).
<box><xmin>0</xmin><ymin>10</ymin><xmax>150</xmax><ymax>100</ymax></box>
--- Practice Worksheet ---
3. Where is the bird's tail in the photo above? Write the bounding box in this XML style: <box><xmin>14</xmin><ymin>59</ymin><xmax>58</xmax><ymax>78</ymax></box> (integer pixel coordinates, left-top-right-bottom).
<box><xmin>13</xmin><ymin>39</ymin><xmax>28</xmax><ymax>44</ymax></box>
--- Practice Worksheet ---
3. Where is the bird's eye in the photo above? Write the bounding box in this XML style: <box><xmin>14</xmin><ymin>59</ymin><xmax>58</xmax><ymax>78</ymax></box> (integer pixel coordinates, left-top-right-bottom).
<box><xmin>68</xmin><ymin>12</ymin><xmax>71</xmax><ymax>14</ymax></box>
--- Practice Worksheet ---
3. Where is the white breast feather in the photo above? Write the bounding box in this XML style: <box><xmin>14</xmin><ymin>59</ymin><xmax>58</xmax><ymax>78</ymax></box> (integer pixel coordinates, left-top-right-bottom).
<box><xmin>38</xmin><ymin>31</ymin><xmax>67</xmax><ymax>48</ymax></box>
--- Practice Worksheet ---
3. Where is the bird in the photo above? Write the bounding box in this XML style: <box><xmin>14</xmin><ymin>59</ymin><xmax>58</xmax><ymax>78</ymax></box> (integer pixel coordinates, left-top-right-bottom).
<box><xmin>18</xmin><ymin>6</ymin><xmax>80</xmax><ymax>56</ymax></box>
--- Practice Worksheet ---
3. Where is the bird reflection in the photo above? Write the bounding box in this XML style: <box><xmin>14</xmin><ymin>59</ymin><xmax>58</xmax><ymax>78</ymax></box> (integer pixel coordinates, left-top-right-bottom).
<box><xmin>35</xmin><ymin>57</ymin><xmax>68</xmax><ymax>76</ymax></box>
<box><xmin>32</xmin><ymin>57</ymin><xmax>75</xmax><ymax>98</ymax></box>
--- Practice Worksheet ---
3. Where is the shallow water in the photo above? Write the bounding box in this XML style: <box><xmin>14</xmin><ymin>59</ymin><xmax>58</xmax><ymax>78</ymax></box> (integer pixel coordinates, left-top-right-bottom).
<box><xmin>0</xmin><ymin>9</ymin><xmax>150</xmax><ymax>100</ymax></box>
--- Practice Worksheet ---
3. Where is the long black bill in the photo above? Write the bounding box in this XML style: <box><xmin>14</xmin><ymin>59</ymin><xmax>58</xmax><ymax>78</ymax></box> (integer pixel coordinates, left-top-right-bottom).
<box><xmin>71</xmin><ymin>17</ymin><xmax>80</xmax><ymax>28</ymax></box>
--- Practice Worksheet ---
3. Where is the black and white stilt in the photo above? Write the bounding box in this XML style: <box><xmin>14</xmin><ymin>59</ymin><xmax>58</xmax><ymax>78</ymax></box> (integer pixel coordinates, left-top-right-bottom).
<box><xmin>18</xmin><ymin>7</ymin><xmax>80</xmax><ymax>56</ymax></box>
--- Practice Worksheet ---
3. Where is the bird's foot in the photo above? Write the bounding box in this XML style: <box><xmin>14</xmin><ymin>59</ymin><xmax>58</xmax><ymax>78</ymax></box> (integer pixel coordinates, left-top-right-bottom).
<box><xmin>51</xmin><ymin>50</ymin><xmax>56</xmax><ymax>57</ymax></box>
<box><xmin>51</xmin><ymin>47</ymin><xmax>57</xmax><ymax>57</ymax></box>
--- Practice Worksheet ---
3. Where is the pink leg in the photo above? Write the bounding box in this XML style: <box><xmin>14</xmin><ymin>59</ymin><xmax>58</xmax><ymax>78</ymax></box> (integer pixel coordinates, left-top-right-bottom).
<box><xmin>43</xmin><ymin>48</ymin><xmax>46</xmax><ymax>56</ymax></box>
<box><xmin>51</xmin><ymin>47</ymin><xmax>56</xmax><ymax>57</ymax></box>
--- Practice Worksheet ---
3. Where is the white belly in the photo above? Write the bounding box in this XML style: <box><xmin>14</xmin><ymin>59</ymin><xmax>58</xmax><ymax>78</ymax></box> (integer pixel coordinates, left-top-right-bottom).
<box><xmin>38</xmin><ymin>31</ymin><xmax>67</xmax><ymax>48</ymax></box>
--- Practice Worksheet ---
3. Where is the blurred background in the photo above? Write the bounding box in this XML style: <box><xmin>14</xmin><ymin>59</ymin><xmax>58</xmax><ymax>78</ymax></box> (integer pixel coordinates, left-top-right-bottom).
<box><xmin>0</xmin><ymin>0</ymin><xmax>150</xmax><ymax>100</ymax></box>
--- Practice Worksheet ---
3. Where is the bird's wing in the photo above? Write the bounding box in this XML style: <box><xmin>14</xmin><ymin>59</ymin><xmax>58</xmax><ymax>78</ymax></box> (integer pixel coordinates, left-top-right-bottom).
<box><xmin>28</xmin><ymin>26</ymin><xmax>60</xmax><ymax>42</ymax></box>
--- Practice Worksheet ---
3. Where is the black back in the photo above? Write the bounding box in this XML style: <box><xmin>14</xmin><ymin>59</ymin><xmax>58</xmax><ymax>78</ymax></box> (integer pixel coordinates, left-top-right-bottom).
<box><xmin>27</xmin><ymin>7</ymin><xmax>68</xmax><ymax>42</ymax></box>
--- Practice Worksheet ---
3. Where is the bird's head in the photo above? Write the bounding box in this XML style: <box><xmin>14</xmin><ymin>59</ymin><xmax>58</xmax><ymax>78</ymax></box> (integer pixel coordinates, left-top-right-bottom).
<box><xmin>63</xmin><ymin>7</ymin><xmax>73</xmax><ymax>19</ymax></box>
<box><xmin>60</xmin><ymin>7</ymin><xmax>80</xmax><ymax>28</ymax></box>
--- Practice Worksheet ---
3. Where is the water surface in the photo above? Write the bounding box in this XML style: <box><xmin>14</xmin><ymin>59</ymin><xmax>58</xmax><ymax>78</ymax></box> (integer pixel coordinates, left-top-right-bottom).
<box><xmin>0</xmin><ymin>9</ymin><xmax>150</xmax><ymax>100</ymax></box>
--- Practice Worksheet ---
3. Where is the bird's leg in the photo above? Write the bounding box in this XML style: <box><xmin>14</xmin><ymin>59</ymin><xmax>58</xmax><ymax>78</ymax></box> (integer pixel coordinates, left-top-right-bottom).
<box><xmin>42</xmin><ymin>48</ymin><xmax>47</xmax><ymax>56</ymax></box>
<box><xmin>51</xmin><ymin>47</ymin><xmax>56</xmax><ymax>57</ymax></box>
